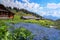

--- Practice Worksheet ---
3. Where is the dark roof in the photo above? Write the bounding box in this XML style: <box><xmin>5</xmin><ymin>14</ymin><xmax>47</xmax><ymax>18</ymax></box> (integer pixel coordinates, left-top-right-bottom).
<box><xmin>0</xmin><ymin>4</ymin><xmax>7</xmax><ymax>10</ymax></box>
<box><xmin>0</xmin><ymin>4</ymin><xmax>15</xmax><ymax>14</ymax></box>
<box><xmin>22</xmin><ymin>16</ymin><xmax>40</xmax><ymax>19</ymax></box>
<box><xmin>0</xmin><ymin>4</ymin><xmax>4</xmax><ymax>7</ymax></box>
<box><xmin>24</xmin><ymin>16</ymin><xmax>35</xmax><ymax>18</ymax></box>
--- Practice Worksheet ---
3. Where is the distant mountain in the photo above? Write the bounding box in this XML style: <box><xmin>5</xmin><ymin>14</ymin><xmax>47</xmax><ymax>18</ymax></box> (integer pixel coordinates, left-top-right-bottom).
<box><xmin>43</xmin><ymin>15</ymin><xmax>60</xmax><ymax>21</ymax></box>
<box><xmin>55</xmin><ymin>19</ymin><xmax>60</xmax><ymax>22</ymax></box>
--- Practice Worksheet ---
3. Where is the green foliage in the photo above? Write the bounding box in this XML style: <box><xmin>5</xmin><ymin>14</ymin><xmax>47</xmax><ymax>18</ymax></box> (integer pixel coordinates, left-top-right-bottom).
<box><xmin>23</xmin><ymin>20</ymin><xmax>54</xmax><ymax>27</ymax></box>
<box><xmin>11</xmin><ymin>27</ymin><xmax>33</xmax><ymax>40</ymax></box>
<box><xmin>0</xmin><ymin>21</ymin><xmax>9</xmax><ymax>40</ymax></box>
<box><xmin>0</xmin><ymin>21</ymin><xmax>33</xmax><ymax>40</ymax></box>
<box><xmin>39</xmin><ymin>20</ymin><xmax>54</xmax><ymax>27</ymax></box>
<box><xmin>0</xmin><ymin>27</ymin><xmax>33</xmax><ymax>40</ymax></box>
<box><xmin>55</xmin><ymin>20</ymin><xmax>60</xmax><ymax>29</ymax></box>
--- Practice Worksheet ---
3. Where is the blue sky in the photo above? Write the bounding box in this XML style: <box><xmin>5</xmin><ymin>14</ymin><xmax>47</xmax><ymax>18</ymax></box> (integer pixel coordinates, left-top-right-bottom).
<box><xmin>30</xmin><ymin>0</ymin><xmax>60</xmax><ymax>3</ymax></box>
<box><xmin>30</xmin><ymin>0</ymin><xmax>60</xmax><ymax>6</ymax></box>
<box><xmin>0</xmin><ymin>0</ymin><xmax>60</xmax><ymax>20</ymax></box>
<box><xmin>19</xmin><ymin>0</ymin><xmax>60</xmax><ymax>6</ymax></box>
<box><xmin>14</xmin><ymin>0</ymin><xmax>60</xmax><ymax>7</ymax></box>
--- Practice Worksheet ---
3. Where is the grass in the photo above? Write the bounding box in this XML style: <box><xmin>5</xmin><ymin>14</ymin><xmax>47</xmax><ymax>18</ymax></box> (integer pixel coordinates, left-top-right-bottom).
<box><xmin>23</xmin><ymin>19</ymin><xmax>54</xmax><ymax>27</ymax></box>
<box><xmin>0</xmin><ymin>9</ymin><xmax>55</xmax><ymax>28</ymax></box>
<box><xmin>12</xmin><ymin>15</ymin><xmax>54</xmax><ymax>27</ymax></box>
<box><xmin>0</xmin><ymin>13</ymin><xmax>55</xmax><ymax>28</ymax></box>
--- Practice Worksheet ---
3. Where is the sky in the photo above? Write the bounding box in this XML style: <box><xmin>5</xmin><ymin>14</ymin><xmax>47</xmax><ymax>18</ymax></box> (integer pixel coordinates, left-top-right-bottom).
<box><xmin>0</xmin><ymin>0</ymin><xmax>60</xmax><ymax>20</ymax></box>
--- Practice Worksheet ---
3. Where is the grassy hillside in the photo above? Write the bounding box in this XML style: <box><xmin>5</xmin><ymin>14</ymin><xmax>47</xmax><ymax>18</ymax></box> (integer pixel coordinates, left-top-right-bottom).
<box><xmin>5</xmin><ymin>8</ymin><xmax>54</xmax><ymax>28</ymax></box>
<box><xmin>0</xmin><ymin>6</ymin><xmax>55</xmax><ymax>28</ymax></box>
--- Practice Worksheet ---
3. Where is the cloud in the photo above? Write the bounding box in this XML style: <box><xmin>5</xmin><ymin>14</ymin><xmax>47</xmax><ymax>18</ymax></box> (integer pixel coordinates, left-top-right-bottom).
<box><xmin>0</xmin><ymin>0</ymin><xmax>43</xmax><ymax>16</ymax></box>
<box><xmin>1</xmin><ymin>0</ymin><xmax>15</xmax><ymax>8</ymax></box>
<box><xmin>22</xmin><ymin>0</ymin><xmax>29</xmax><ymax>3</ymax></box>
<box><xmin>47</xmin><ymin>3</ymin><xmax>60</xmax><ymax>9</ymax></box>
<box><xmin>0</xmin><ymin>0</ymin><xmax>42</xmax><ymax>10</ymax></box>
<box><xmin>40</xmin><ymin>9</ymin><xmax>60</xmax><ymax>18</ymax></box>
<box><xmin>38</xmin><ymin>3</ymin><xmax>60</xmax><ymax>19</ymax></box>
<box><xmin>52</xmin><ymin>10</ymin><xmax>60</xmax><ymax>18</ymax></box>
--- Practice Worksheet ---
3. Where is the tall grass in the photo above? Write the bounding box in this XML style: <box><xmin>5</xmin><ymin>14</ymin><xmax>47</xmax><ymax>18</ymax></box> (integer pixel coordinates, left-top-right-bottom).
<box><xmin>0</xmin><ymin>21</ymin><xmax>33</xmax><ymax>40</ymax></box>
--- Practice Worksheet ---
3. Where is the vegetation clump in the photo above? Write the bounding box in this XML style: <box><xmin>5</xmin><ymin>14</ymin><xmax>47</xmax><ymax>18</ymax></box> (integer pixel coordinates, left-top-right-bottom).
<box><xmin>0</xmin><ymin>21</ymin><xmax>33</xmax><ymax>40</ymax></box>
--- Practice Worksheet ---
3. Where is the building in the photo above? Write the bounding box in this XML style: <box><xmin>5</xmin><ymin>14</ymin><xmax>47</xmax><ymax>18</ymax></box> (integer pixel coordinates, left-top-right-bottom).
<box><xmin>0</xmin><ymin>4</ymin><xmax>14</xmax><ymax>19</ymax></box>
<box><xmin>21</xmin><ymin>16</ymin><xmax>40</xmax><ymax>20</ymax></box>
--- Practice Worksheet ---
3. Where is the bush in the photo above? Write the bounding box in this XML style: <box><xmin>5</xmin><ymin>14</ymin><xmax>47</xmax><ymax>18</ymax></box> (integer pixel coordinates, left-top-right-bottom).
<box><xmin>0</xmin><ymin>22</ymin><xmax>33</xmax><ymax>40</ymax></box>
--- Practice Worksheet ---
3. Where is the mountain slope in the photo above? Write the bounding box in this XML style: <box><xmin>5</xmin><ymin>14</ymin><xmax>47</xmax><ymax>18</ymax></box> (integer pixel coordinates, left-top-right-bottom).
<box><xmin>0</xmin><ymin>4</ymin><xmax>54</xmax><ymax>27</ymax></box>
